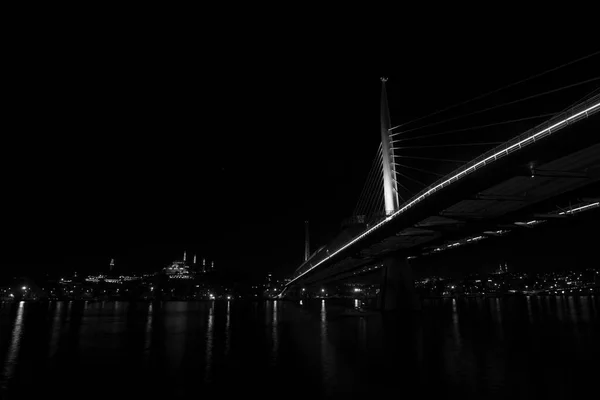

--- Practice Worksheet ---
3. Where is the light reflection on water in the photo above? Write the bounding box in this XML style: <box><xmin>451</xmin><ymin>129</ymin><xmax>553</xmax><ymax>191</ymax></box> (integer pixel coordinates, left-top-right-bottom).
<box><xmin>1</xmin><ymin>302</ymin><xmax>25</xmax><ymax>390</ymax></box>
<box><xmin>0</xmin><ymin>296</ymin><xmax>599</xmax><ymax>399</ymax></box>
<box><xmin>556</xmin><ymin>296</ymin><xmax>565</xmax><ymax>322</ymax></box>
<box><xmin>271</xmin><ymin>300</ymin><xmax>278</xmax><ymax>366</ymax></box>
<box><xmin>48</xmin><ymin>301</ymin><xmax>64</xmax><ymax>359</ymax></box>
<box><xmin>320</xmin><ymin>299</ymin><xmax>336</xmax><ymax>396</ymax></box>
<box><xmin>567</xmin><ymin>296</ymin><xmax>578</xmax><ymax>323</ymax></box>
<box><xmin>358</xmin><ymin>316</ymin><xmax>367</xmax><ymax>352</ymax></box>
<box><xmin>225</xmin><ymin>301</ymin><xmax>231</xmax><ymax>357</ymax></box>
<box><xmin>204</xmin><ymin>301</ymin><xmax>214</xmax><ymax>384</ymax></box>
<box><xmin>451</xmin><ymin>298</ymin><xmax>461</xmax><ymax>349</ymax></box>
<box><xmin>491</xmin><ymin>297</ymin><xmax>504</xmax><ymax>341</ymax></box>
<box><xmin>580</xmin><ymin>296</ymin><xmax>591</xmax><ymax>322</ymax></box>
<box><xmin>144</xmin><ymin>303</ymin><xmax>153</xmax><ymax>361</ymax></box>
<box><xmin>545</xmin><ymin>295</ymin><xmax>552</xmax><ymax>317</ymax></box>
<box><xmin>164</xmin><ymin>302</ymin><xmax>187</xmax><ymax>376</ymax></box>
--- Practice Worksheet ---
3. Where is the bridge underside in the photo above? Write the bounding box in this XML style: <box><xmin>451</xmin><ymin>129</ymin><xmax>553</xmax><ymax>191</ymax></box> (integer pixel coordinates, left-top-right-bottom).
<box><xmin>289</xmin><ymin>114</ymin><xmax>599</xmax><ymax>289</ymax></box>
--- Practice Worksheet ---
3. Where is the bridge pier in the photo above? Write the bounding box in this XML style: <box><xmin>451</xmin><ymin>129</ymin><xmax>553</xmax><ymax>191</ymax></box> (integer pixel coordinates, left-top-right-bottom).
<box><xmin>378</xmin><ymin>255</ymin><xmax>421</xmax><ymax>313</ymax></box>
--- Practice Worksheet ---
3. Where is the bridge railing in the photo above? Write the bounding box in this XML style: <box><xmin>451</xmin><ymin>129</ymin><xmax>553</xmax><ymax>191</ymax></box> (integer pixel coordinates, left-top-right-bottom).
<box><xmin>289</xmin><ymin>94</ymin><xmax>600</xmax><ymax>283</ymax></box>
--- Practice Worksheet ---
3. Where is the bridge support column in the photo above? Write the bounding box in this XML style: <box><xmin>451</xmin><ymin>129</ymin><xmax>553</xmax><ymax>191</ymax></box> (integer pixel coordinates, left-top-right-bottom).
<box><xmin>378</xmin><ymin>255</ymin><xmax>421</xmax><ymax>313</ymax></box>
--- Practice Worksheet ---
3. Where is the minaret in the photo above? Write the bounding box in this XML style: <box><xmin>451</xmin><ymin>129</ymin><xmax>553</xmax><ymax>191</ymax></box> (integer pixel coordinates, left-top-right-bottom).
<box><xmin>193</xmin><ymin>254</ymin><xmax>197</xmax><ymax>265</ymax></box>
<box><xmin>380</xmin><ymin>77</ymin><xmax>400</xmax><ymax>215</ymax></box>
<box><xmin>110</xmin><ymin>258</ymin><xmax>115</xmax><ymax>272</ymax></box>
<box><xmin>211</xmin><ymin>261</ymin><xmax>215</xmax><ymax>270</ymax></box>
<box><xmin>183</xmin><ymin>251</ymin><xmax>187</xmax><ymax>263</ymax></box>
<box><xmin>304</xmin><ymin>220</ymin><xmax>310</xmax><ymax>262</ymax></box>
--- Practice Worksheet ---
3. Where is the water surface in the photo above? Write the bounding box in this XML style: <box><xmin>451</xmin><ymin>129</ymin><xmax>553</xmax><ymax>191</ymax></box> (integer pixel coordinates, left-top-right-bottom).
<box><xmin>1</xmin><ymin>296</ymin><xmax>598</xmax><ymax>399</ymax></box>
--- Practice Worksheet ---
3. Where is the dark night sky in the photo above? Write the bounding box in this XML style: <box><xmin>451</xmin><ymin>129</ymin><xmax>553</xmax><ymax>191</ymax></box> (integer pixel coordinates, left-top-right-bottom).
<box><xmin>2</xmin><ymin>25</ymin><xmax>599</xmax><ymax>282</ymax></box>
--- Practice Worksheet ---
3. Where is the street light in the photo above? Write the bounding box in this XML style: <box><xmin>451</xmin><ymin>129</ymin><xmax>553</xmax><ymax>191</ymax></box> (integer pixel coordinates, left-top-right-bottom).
<box><xmin>22</xmin><ymin>286</ymin><xmax>27</xmax><ymax>291</ymax></box>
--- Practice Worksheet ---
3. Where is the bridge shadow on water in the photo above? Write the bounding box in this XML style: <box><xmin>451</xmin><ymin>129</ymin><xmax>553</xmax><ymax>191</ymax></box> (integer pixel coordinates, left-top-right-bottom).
<box><xmin>1</xmin><ymin>297</ymin><xmax>599</xmax><ymax>399</ymax></box>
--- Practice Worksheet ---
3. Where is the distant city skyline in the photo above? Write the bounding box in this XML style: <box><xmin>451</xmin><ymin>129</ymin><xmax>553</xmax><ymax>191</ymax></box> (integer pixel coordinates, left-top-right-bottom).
<box><xmin>1</xmin><ymin>202</ymin><xmax>596</xmax><ymax>285</ymax></box>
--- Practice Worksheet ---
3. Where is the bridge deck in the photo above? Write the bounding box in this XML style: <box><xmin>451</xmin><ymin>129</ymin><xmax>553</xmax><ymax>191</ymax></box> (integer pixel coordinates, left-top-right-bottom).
<box><xmin>284</xmin><ymin>94</ymin><xmax>600</xmax><ymax>290</ymax></box>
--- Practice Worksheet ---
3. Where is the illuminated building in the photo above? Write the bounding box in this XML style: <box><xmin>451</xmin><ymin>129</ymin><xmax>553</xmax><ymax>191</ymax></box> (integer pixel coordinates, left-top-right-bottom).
<box><xmin>163</xmin><ymin>251</ymin><xmax>202</xmax><ymax>279</ymax></box>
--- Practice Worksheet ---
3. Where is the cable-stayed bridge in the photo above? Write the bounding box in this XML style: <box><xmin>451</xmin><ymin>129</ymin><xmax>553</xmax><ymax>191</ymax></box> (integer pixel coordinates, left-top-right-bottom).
<box><xmin>280</xmin><ymin>54</ymin><xmax>600</xmax><ymax>311</ymax></box>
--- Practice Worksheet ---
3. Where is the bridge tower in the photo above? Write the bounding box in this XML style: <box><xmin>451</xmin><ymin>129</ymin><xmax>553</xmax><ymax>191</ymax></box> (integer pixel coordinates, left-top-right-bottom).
<box><xmin>379</xmin><ymin>79</ymin><xmax>420</xmax><ymax>312</ymax></box>
<box><xmin>304</xmin><ymin>220</ymin><xmax>310</xmax><ymax>262</ymax></box>
<box><xmin>380</xmin><ymin>78</ymin><xmax>400</xmax><ymax>215</ymax></box>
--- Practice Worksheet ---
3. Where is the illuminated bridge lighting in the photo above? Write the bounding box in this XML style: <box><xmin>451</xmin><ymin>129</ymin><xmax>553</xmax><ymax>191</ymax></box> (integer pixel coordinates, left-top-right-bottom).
<box><xmin>515</xmin><ymin>220</ymin><xmax>545</xmax><ymax>227</ymax></box>
<box><xmin>430</xmin><ymin>235</ymin><xmax>487</xmax><ymax>255</ymax></box>
<box><xmin>559</xmin><ymin>202</ymin><xmax>599</xmax><ymax>215</ymax></box>
<box><xmin>280</xmin><ymin>98</ymin><xmax>600</xmax><ymax>294</ymax></box>
<box><xmin>466</xmin><ymin>235</ymin><xmax>485</xmax><ymax>242</ymax></box>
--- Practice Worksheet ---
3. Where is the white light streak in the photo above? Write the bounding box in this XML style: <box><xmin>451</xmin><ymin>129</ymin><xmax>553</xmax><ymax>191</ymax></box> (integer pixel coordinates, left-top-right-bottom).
<box><xmin>466</xmin><ymin>236</ymin><xmax>485</xmax><ymax>242</ymax></box>
<box><xmin>2</xmin><ymin>302</ymin><xmax>25</xmax><ymax>388</ymax></box>
<box><xmin>516</xmin><ymin>220</ymin><xmax>544</xmax><ymax>227</ymax></box>
<box><xmin>559</xmin><ymin>202</ymin><xmax>599</xmax><ymax>215</ymax></box>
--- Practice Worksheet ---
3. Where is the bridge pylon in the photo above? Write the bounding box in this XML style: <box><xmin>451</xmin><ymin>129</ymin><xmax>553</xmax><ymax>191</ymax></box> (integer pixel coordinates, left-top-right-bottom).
<box><xmin>304</xmin><ymin>220</ymin><xmax>310</xmax><ymax>262</ymax></box>
<box><xmin>380</xmin><ymin>77</ymin><xmax>400</xmax><ymax>215</ymax></box>
<box><xmin>378</xmin><ymin>255</ymin><xmax>421</xmax><ymax>312</ymax></box>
